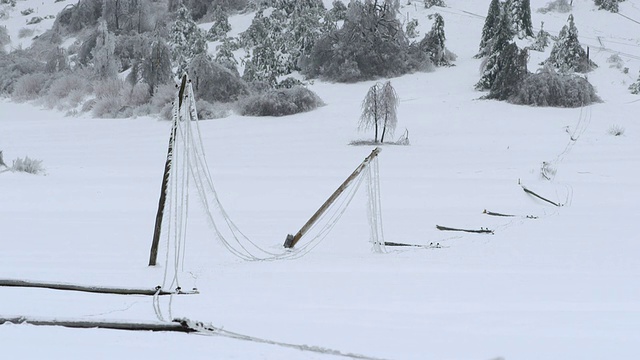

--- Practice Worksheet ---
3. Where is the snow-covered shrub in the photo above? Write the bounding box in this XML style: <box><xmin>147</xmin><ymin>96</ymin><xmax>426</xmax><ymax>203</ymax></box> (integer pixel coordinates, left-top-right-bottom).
<box><xmin>151</xmin><ymin>83</ymin><xmax>178</xmax><ymax>120</ymax></box>
<box><xmin>195</xmin><ymin>99</ymin><xmax>229</xmax><ymax>120</ymax></box>
<box><xmin>129</xmin><ymin>82</ymin><xmax>151</xmax><ymax>107</ymax></box>
<box><xmin>11</xmin><ymin>156</ymin><xmax>44</xmax><ymax>175</ymax></box>
<box><xmin>18</xmin><ymin>27</ymin><xmax>35</xmax><ymax>39</ymax></box>
<box><xmin>238</xmin><ymin>86</ymin><xmax>324</xmax><ymax>117</ymax></box>
<box><xmin>26</xmin><ymin>17</ymin><xmax>43</xmax><ymax>25</ymax></box>
<box><xmin>511</xmin><ymin>66</ymin><xmax>601</xmax><ymax>107</ymax></box>
<box><xmin>12</xmin><ymin>73</ymin><xmax>50</xmax><ymax>101</ymax></box>
<box><xmin>537</xmin><ymin>0</ymin><xmax>572</xmax><ymax>13</ymax></box>
<box><xmin>0</xmin><ymin>49</ymin><xmax>45</xmax><ymax>94</ymax></box>
<box><xmin>45</xmin><ymin>72</ymin><xmax>91</xmax><ymax>108</ymax></box>
<box><xmin>92</xmin><ymin>95</ymin><xmax>127</xmax><ymax>118</ymax></box>
<box><xmin>607</xmin><ymin>54</ymin><xmax>624</xmax><ymax>70</ymax></box>
<box><xmin>608</xmin><ymin>124</ymin><xmax>625</xmax><ymax>136</ymax></box>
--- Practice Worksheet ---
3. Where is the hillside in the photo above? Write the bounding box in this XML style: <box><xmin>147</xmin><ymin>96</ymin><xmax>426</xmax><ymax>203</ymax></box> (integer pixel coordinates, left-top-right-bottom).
<box><xmin>1</xmin><ymin>0</ymin><xmax>640</xmax><ymax>359</ymax></box>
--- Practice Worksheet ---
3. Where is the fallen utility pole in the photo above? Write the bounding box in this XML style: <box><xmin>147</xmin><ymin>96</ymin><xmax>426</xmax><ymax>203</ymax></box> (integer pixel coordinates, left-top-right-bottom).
<box><xmin>283</xmin><ymin>147</ymin><xmax>381</xmax><ymax>248</ymax></box>
<box><xmin>0</xmin><ymin>279</ymin><xmax>197</xmax><ymax>296</ymax></box>
<box><xmin>521</xmin><ymin>185</ymin><xmax>561</xmax><ymax>207</ymax></box>
<box><xmin>0</xmin><ymin>317</ymin><xmax>196</xmax><ymax>333</ymax></box>
<box><xmin>436</xmin><ymin>225</ymin><xmax>494</xmax><ymax>234</ymax></box>
<box><xmin>149</xmin><ymin>74</ymin><xmax>188</xmax><ymax>266</ymax></box>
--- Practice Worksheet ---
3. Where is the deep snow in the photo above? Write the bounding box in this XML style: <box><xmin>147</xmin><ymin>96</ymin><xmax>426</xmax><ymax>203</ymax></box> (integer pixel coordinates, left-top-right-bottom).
<box><xmin>1</xmin><ymin>0</ymin><xmax>640</xmax><ymax>359</ymax></box>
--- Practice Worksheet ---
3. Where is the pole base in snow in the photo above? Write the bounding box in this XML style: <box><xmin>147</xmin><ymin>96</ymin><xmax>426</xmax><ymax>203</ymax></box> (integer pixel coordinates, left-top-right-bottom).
<box><xmin>283</xmin><ymin>234</ymin><xmax>295</xmax><ymax>248</ymax></box>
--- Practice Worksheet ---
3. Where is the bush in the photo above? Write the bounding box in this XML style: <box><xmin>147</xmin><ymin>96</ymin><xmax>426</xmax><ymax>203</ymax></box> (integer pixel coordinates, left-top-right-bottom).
<box><xmin>12</xmin><ymin>72</ymin><xmax>50</xmax><ymax>101</ymax></box>
<box><xmin>511</xmin><ymin>66</ymin><xmax>601</xmax><ymax>107</ymax></box>
<box><xmin>538</xmin><ymin>0</ymin><xmax>572</xmax><ymax>13</ymax></box>
<box><xmin>238</xmin><ymin>86</ymin><xmax>324</xmax><ymax>117</ymax></box>
<box><xmin>195</xmin><ymin>99</ymin><xmax>229</xmax><ymax>119</ymax></box>
<box><xmin>0</xmin><ymin>50</ymin><xmax>46</xmax><ymax>94</ymax></box>
<box><xmin>608</xmin><ymin>124</ymin><xmax>625</xmax><ymax>136</ymax></box>
<box><xmin>11</xmin><ymin>156</ymin><xmax>44</xmax><ymax>174</ymax></box>
<box><xmin>46</xmin><ymin>73</ymin><xmax>91</xmax><ymax>108</ymax></box>
<box><xmin>18</xmin><ymin>27</ymin><xmax>35</xmax><ymax>39</ymax></box>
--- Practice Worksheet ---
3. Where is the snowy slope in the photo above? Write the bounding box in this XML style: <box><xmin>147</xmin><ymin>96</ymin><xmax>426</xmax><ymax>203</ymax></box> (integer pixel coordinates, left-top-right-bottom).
<box><xmin>2</xmin><ymin>0</ymin><xmax>640</xmax><ymax>359</ymax></box>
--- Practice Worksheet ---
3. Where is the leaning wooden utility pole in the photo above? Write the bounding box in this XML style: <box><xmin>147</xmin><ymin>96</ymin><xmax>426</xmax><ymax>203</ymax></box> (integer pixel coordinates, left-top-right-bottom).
<box><xmin>283</xmin><ymin>147</ymin><xmax>381</xmax><ymax>249</ymax></box>
<box><xmin>148</xmin><ymin>75</ymin><xmax>188</xmax><ymax>266</ymax></box>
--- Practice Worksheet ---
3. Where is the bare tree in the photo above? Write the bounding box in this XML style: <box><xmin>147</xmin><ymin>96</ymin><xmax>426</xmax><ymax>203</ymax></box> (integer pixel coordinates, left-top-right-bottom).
<box><xmin>359</xmin><ymin>81</ymin><xmax>399</xmax><ymax>143</ymax></box>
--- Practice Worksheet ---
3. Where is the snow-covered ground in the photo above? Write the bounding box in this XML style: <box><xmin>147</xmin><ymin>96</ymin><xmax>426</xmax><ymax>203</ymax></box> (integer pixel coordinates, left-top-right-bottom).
<box><xmin>1</xmin><ymin>0</ymin><xmax>640</xmax><ymax>359</ymax></box>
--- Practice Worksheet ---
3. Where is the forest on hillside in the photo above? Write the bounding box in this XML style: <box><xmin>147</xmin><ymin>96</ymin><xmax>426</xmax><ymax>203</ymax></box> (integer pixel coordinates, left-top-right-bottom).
<box><xmin>0</xmin><ymin>0</ymin><xmax>636</xmax><ymax>120</ymax></box>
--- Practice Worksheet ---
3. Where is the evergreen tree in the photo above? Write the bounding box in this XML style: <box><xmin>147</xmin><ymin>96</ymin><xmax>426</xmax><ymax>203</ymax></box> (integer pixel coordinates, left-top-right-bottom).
<box><xmin>530</xmin><ymin>21</ymin><xmax>550</xmax><ymax>51</ymax></box>
<box><xmin>594</xmin><ymin>0</ymin><xmax>623</xmax><ymax>13</ymax></box>
<box><xmin>207</xmin><ymin>6</ymin><xmax>231</xmax><ymax>41</ymax></box>
<box><xmin>476</xmin><ymin>0</ymin><xmax>501</xmax><ymax>58</ymax></box>
<box><xmin>420</xmin><ymin>13</ymin><xmax>453</xmax><ymax>66</ymax></box>
<box><xmin>142</xmin><ymin>38</ymin><xmax>172</xmax><ymax>95</ymax></box>
<box><xmin>487</xmin><ymin>43</ymin><xmax>529</xmax><ymax>100</ymax></box>
<box><xmin>406</xmin><ymin>19</ymin><xmax>419</xmax><ymax>39</ymax></box>
<box><xmin>629</xmin><ymin>70</ymin><xmax>640</xmax><ymax>94</ymax></box>
<box><xmin>329</xmin><ymin>0</ymin><xmax>347</xmax><ymax>21</ymax></box>
<box><xmin>547</xmin><ymin>14</ymin><xmax>596</xmax><ymax>73</ymax></box>
<box><xmin>169</xmin><ymin>5</ymin><xmax>208</xmax><ymax>76</ymax></box>
<box><xmin>303</xmin><ymin>0</ymin><xmax>411</xmax><ymax>82</ymax></box>
<box><xmin>476</xmin><ymin>6</ymin><xmax>514</xmax><ymax>90</ymax></box>
<box><xmin>188</xmin><ymin>53</ymin><xmax>248</xmax><ymax>103</ymax></box>
<box><xmin>215</xmin><ymin>37</ymin><xmax>239</xmax><ymax>72</ymax></box>
<box><xmin>507</xmin><ymin>0</ymin><xmax>534</xmax><ymax>38</ymax></box>
<box><xmin>424</xmin><ymin>0</ymin><xmax>445</xmax><ymax>8</ymax></box>
<box><xmin>91</xmin><ymin>20</ymin><xmax>119</xmax><ymax>79</ymax></box>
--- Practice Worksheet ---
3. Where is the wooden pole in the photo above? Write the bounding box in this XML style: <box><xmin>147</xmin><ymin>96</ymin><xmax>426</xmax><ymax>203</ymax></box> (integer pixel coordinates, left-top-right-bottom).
<box><xmin>0</xmin><ymin>279</ymin><xmax>197</xmax><ymax>296</ymax></box>
<box><xmin>148</xmin><ymin>75</ymin><xmax>188</xmax><ymax>266</ymax></box>
<box><xmin>0</xmin><ymin>317</ymin><xmax>196</xmax><ymax>333</ymax></box>
<box><xmin>283</xmin><ymin>147</ymin><xmax>381</xmax><ymax>248</ymax></box>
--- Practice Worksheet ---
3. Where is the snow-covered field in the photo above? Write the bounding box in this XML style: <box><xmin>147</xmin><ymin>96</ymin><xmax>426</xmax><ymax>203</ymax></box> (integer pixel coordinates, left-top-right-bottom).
<box><xmin>2</xmin><ymin>0</ymin><xmax>640</xmax><ymax>359</ymax></box>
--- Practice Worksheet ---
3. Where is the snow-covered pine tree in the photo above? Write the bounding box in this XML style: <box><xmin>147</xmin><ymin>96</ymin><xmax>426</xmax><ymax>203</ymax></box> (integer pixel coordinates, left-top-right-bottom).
<box><xmin>424</xmin><ymin>0</ymin><xmax>445</xmax><ymax>8</ymax></box>
<box><xmin>487</xmin><ymin>43</ymin><xmax>529</xmax><ymax>100</ymax></box>
<box><xmin>530</xmin><ymin>21</ymin><xmax>550</xmax><ymax>51</ymax></box>
<box><xmin>92</xmin><ymin>20</ymin><xmax>119</xmax><ymax>79</ymax></box>
<box><xmin>420</xmin><ymin>13</ymin><xmax>454</xmax><ymax>66</ymax></box>
<box><xmin>207</xmin><ymin>6</ymin><xmax>231</xmax><ymax>41</ymax></box>
<box><xmin>142</xmin><ymin>38</ymin><xmax>172</xmax><ymax>96</ymax></box>
<box><xmin>594</xmin><ymin>0</ymin><xmax>624</xmax><ymax>13</ymax></box>
<box><xmin>507</xmin><ymin>0</ymin><xmax>534</xmax><ymax>38</ymax></box>
<box><xmin>629</xmin><ymin>70</ymin><xmax>640</xmax><ymax>94</ymax></box>
<box><xmin>169</xmin><ymin>5</ymin><xmax>208</xmax><ymax>77</ymax></box>
<box><xmin>406</xmin><ymin>19</ymin><xmax>419</xmax><ymax>39</ymax></box>
<box><xmin>547</xmin><ymin>14</ymin><xmax>596</xmax><ymax>73</ymax></box>
<box><xmin>476</xmin><ymin>5</ymin><xmax>514</xmax><ymax>90</ymax></box>
<box><xmin>476</xmin><ymin>0</ymin><xmax>502</xmax><ymax>58</ymax></box>
<box><xmin>215</xmin><ymin>37</ymin><xmax>239</xmax><ymax>72</ymax></box>
<box><xmin>329</xmin><ymin>0</ymin><xmax>347</xmax><ymax>21</ymax></box>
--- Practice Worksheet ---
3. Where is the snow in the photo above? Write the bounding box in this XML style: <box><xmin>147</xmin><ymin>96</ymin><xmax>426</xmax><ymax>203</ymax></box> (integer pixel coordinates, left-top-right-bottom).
<box><xmin>1</xmin><ymin>0</ymin><xmax>640</xmax><ymax>359</ymax></box>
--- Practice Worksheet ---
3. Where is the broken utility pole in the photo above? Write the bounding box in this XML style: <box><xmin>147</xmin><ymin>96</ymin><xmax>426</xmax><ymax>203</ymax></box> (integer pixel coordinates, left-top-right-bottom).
<box><xmin>149</xmin><ymin>74</ymin><xmax>188</xmax><ymax>266</ymax></box>
<box><xmin>283</xmin><ymin>147</ymin><xmax>381</xmax><ymax>249</ymax></box>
